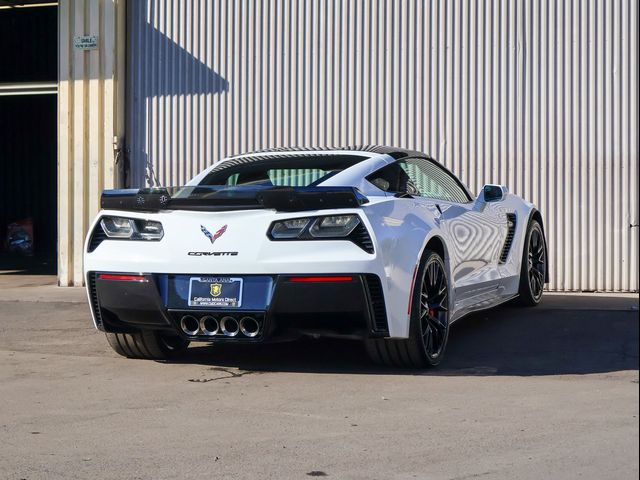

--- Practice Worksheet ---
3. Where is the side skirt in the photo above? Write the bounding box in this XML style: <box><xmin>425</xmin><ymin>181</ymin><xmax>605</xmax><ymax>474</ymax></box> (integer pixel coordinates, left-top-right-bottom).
<box><xmin>449</xmin><ymin>293</ymin><xmax>519</xmax><ymax>325</ymax></box>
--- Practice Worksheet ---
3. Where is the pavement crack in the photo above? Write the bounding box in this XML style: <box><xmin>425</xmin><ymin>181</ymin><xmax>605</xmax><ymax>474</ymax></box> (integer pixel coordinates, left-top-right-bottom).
<box><xmin>188</xmin><ymin>367</ymin><xmax>258</xmax><ymax>383</ymax></box>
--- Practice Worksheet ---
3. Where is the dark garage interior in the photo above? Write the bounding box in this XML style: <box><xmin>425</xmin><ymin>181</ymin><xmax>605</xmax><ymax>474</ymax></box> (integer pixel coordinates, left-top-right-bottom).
<box><xmin>0</xmin><ymin>3</ymin><xmax>57</xmax><ymax>274</ymax></box>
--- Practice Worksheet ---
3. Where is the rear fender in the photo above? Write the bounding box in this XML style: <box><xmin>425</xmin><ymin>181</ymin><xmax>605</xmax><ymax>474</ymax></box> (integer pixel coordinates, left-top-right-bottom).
<box><xmin>363</xmin><ymin>199</ymin><xmax>444</xmax><ymax>338</ymax></box>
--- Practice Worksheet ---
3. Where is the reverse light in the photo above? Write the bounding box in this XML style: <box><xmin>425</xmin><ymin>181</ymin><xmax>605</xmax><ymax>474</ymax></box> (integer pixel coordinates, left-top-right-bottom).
<box><xmin>100</xmin><ymin>216</ymin><xmax>164</xmax><ymax>241</ymax></box>
<box><xmin>136</xmin><ymin>220</ymin><xmax>164</xmax><ymax>240</ymax></box>
<box><xmin>309</xmin><ymin>215</ymin><xmax>360</xmax><ymax>238</ymax></box>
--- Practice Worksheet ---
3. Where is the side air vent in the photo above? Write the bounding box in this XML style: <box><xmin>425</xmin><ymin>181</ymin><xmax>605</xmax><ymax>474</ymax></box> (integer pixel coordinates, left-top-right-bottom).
<box><xmin>87</xmin><ymin>222</ymin><xmax>108</xmax><ymax>252</ymax></box>
<box><xmin>364</xmin><ymin>274</ymin><xmax>389</xmax><ymax>335</ymax></box>
<box><xmin>349</xmin><ymin>222</ymin><xmax>374</xmax><ymax>254</ymax></box>
<box><xmin>87</xmin><ymin>272</ymin><xmax>103</xmax><ymax>328</ymax></box>
<box><xmin>499</xmin><ymin>213</ymin><xmax>517</xmax><ymax>264</ymax></box>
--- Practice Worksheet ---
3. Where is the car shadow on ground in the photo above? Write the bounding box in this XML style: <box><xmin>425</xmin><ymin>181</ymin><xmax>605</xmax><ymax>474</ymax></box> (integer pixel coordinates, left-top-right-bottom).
<box><xmin>172</xmin><ymin>295</ymin><xmax>639</xmax><ymax>376</ymax></box>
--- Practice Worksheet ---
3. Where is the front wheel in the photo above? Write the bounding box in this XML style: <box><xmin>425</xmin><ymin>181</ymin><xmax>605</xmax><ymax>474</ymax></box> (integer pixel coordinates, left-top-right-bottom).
<box><xmin>366</xmin><ymin>250</ymin><xmax>450</xmax><ymax>368</ymax></box>
<box><xmin>105</xmin><ymin>331</ymin><xmax>190</xmax><ymax>360</ymax></box>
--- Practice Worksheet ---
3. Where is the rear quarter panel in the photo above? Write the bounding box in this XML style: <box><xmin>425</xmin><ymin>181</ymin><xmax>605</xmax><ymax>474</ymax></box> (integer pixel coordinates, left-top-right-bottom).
<box><xmin>362</xmin><ymin>198</ymin><xmax>445</xmax><ymax>338</ymax></box>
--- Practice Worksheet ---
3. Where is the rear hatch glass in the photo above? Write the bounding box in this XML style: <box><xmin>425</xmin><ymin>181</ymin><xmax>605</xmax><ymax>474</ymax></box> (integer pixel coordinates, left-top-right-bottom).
<box><xmin>199</xmin><ymin>154</ymin><xmax>368</xmax><ymax>188</ymax></box>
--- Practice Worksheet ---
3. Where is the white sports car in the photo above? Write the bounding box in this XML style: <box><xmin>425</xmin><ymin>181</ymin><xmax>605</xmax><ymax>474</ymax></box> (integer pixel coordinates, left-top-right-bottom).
<box><xmin>84</xmin><ymin>146</ymin><xmax>548</xmax><ymax>367</ymax></box>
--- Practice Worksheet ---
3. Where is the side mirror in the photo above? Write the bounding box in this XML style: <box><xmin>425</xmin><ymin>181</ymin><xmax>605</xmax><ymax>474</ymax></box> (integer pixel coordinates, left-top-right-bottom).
<box><xmin>481</xmin><ymin>184</ymin><xmax>508</xmax><ymax>202</ymax></box>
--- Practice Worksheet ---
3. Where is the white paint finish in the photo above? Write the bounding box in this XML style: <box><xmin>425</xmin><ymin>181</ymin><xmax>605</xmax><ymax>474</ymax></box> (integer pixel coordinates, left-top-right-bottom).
<box><xmin>58</xmin><ymin>0</ymin><xmax>125</xmax><ymax>286</ymax></box>
<box><xmin>127</xmin><ymin>0</ymin><xmax>638</xmax><ymax>291</ymax></box>
<box><xmin>84</xmin><ymin>151</ymin><xmax>536</xmax><ymax>337</ymax></box>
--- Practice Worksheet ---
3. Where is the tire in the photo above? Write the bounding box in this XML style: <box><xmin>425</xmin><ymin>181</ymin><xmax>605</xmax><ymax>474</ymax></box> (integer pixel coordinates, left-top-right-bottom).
<box><xmin>105</xmin><ymin>331</ymin><xmax>190</xmax><ymax>360</ymax></box>
<box><xmin>365</xmin><ymin>250</ymin><xmax>450</xmax><ymax>368</ymax></box>
<box><xmin>516</xmin><ymin>219</ymin><xmax>547</xmax><ymax>306</ymax></box>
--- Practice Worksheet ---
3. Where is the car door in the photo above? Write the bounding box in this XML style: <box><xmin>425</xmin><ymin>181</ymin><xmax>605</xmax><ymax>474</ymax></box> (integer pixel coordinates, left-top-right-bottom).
<box><xmin>398</xmin><ymin>158</ymin><xmax>507</xmax><ymax>309</ymax></box>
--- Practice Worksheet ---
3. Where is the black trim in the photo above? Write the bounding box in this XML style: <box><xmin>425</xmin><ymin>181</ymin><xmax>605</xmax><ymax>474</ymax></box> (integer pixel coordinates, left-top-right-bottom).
<box><xmin>100</xmin><ymin>186</ymin><xmax>368</xmax><ymax>213</ymax></box>
<box><xmin>87</xmin><ymin>272</ymin><xmax>103</xmax><ymax>329</ymax></box>
<box><xmin>93</xmin><ymin>273</ymin><xmax>173</xmax><ymax>329</ymax></box>
<box><xmin>269</xmin><ymin>275</ymin><xmax>371</xmax><ymax>337</ymax></box>
<box><xmin>87</xmin><ymin>223</ymin><xmax>108</xmax><ymax>252</ymax></box>
<box><xmin>349</xmin><ymin>222</ymin><xmax>374</xmax><ymax>254</ymax></box>
<box><xmin>88</xmin><ymin>272</ymin><xmax>387</xmax><ymax>341</ymax></box>
<box><xmin>101</xmin><ymin>188</ymin><xmax>171</xmax><ymax>211</ymax></box>
<box><xmin>364</xmin><ymin>274</ymin><xmax>389</xmax><ymax>336</ymax></box>
<box><xmin>257</xmin><ymin>187</ymin><xmax>368</xmax><ymax>211</ymax></box>
<box><xmin>499</xmin><ymin>213</ymin><xmax>517</xmax><ymax>264</ymax></box>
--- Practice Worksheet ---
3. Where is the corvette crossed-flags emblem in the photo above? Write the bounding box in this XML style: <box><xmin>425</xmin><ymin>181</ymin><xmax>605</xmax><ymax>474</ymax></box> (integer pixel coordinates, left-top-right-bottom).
<box><xmin>200</xmin><ymin>224</ymin><xmax>227</xmax><ymax>244</ymax></box>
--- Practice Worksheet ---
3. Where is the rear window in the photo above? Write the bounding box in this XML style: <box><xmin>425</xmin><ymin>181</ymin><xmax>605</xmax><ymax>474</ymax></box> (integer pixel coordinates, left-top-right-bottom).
<box><xmin>200</xmin><ymin>154</ymin><xmax>367</xmax><ymax>187</ymax></box>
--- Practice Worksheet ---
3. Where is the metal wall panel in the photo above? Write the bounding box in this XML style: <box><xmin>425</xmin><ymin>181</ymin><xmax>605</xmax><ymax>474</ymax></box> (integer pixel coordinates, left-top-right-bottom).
<box><xmin>127</xmin><ymin>0</ymin><xmax>639</xmax><ymax>292</ymax></box>
<box><xmin>58</xmin><ymin>0</ymin><xmax>126</xmax><ymax>286</ymax></box>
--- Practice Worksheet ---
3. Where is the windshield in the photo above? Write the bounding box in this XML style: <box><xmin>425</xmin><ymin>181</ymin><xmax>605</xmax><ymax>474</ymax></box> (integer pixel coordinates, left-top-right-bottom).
<box><xmin>199</xmin><ymin>154</ymin><xmax>367</xmax><ymax>187</ymax></box>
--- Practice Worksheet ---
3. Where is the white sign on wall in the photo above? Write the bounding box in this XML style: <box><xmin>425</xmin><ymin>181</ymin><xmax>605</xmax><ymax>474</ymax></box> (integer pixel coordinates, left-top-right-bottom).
<box><xmin>73</xmin><ymin>35</ymin><xmax>98</xmax><ymax>51</ymax></box>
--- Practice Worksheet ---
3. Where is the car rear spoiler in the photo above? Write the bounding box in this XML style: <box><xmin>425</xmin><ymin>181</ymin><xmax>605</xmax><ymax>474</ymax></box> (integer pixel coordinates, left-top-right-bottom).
<box><xmin>100</xmin><ymin>186</ymin><xmax>369</xmax><ymax>212</ymax></box>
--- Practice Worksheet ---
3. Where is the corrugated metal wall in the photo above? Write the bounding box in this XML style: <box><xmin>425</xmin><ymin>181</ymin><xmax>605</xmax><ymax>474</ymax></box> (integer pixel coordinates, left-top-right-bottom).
<box><xmin>59</xmin><ymin>0</ymin><xmax>126</xmax><ymax>286</ymax></box>
<box><xmin>127</xmin><ymin>0</ymin><xmax>639</xmax><ymax>292</ymax></box>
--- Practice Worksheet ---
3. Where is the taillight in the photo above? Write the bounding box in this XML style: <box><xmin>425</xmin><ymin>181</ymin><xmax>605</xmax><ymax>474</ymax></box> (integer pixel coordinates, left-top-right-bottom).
<box><xmin>288</xmin><ymin>276</ymin><xmax>354</xmax><ymax>283</ymax></box>
<box><xmin>98</xmin><ymin>274</ymin><xmax>148</xmax><ymax>282</ymax></box>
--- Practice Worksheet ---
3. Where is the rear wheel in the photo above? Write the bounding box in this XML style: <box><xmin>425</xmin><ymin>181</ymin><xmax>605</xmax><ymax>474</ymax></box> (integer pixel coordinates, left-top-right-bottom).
<box><xmin>105</xmin><ymin>331</ymin><xmax>190</xmax><ymax>360</ymax></box>
<box><xmin>516</xmin><ymin>219</ymin><xmax>547</xmax><ymax>306</ymax></box>
<box><xmin>366</xmin><ymin>250</ymin><xmax>450</xmax><ymax>368</ymax></box>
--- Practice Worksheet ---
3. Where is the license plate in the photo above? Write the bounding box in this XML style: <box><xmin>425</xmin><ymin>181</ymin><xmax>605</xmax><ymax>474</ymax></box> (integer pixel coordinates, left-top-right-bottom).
<box><xmin>188</xmin><ymin>277</ymin><xmax>243</xmax><ymax>308</ymax></box>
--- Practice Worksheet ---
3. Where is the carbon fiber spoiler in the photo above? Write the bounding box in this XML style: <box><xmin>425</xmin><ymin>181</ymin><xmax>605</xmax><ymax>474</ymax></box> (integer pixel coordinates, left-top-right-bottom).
<box><xmin>100</xmin><ymin>186</ymin><xmax>369</xmax><ymax>212</ymax></box>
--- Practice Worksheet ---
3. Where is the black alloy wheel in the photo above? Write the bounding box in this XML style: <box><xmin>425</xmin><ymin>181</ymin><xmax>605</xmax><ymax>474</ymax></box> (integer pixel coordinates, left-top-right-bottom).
<box><xmin>527</xmin><ymin>225</ymin><xmax>546</xmax><ymax>301</ymax></box>
<box><xmin>365</xmin><ymin>250</ymin><xmax>450</xmax><ymax>368</ymax></box>
<box><xmin>517</xmin><ymin>219</ymin><xmax>547</xmax><ymax>306</ymax></box>
<box><xmin>419</xmin><ymin>255</ymin><xmax>450</xmax><ymax>361</ymax></box>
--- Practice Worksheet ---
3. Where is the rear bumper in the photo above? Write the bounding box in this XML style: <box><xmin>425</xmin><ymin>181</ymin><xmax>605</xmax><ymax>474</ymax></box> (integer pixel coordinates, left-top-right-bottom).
<box><xmin>87</xmin><ymin>271</ymin><xmax>389</xmax><ymax>341</ymax></box>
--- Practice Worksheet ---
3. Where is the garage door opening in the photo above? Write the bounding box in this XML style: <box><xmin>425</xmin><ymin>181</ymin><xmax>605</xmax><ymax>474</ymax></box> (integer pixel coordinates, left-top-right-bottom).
<box><xmin>0</xmin><ymin>3</ymin><xmax>57</xmax><ymax>274</ymax></box>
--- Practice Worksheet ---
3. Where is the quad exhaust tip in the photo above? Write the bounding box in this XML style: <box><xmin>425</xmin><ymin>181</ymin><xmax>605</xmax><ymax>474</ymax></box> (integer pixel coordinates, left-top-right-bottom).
<box><xmin>240</xmin><ymin>316</ymin><xmax>260</xmax><ymax>338</ymax></box>
<box><xmin>180</xmin><ymin>315</ymin><xmax>199</xmax><ymax>336</ymax></box>
<box><xmin>220</xmin><ymin>316</ymin><xmax>240</xmax><ymax>337</ymax></box>
<box><xmin>180</xmin><ymin>314</ymin><xmax>260</xmax><ymax>337</ymax></box>
<box><xmin>200</xmin><ymin>316</ymin><xmax>219</xmax><ymax>336</ymax></box>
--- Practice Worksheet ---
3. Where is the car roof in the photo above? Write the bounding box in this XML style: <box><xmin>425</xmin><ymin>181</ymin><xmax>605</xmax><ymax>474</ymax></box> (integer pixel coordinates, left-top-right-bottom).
<box><xmin>222</xmin><ymin>145</ymin><xmax>429</xmax><ymax>161</ymax></box>
<box><xmin>187</xmin><ymin>146</ymin><xmax>442</xmax><ymax>195</ymax></box>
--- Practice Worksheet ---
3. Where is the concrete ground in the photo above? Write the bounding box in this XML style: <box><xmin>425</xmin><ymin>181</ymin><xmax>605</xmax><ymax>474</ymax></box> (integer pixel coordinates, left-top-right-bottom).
<box><xmin>0</xmin><ymin>275</ymin><xmax>638</xmax><ymax>480</ymax></box>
